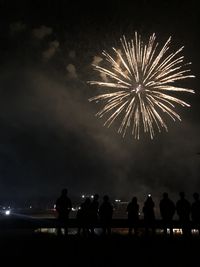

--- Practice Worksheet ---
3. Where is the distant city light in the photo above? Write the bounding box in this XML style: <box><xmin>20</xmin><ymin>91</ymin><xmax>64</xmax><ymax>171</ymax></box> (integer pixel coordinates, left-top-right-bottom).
<box><xmin>173</xmin><ymin>229</ymin><xmax>183</xmax><ymax>234</ymax></box>
<box><xmin>5</xmin><ymin>210</ymin><xmax>10</xmax><ymax>215</ymax></box>
<box><xmin>81</xmin><ymin>194</ymin><xmax>94</xmax><ymax>199</ymax></box>
<box><xmin>191</xmin><ymin>229</ymin><xmax>199</xmax><ymax>235</ymax></box>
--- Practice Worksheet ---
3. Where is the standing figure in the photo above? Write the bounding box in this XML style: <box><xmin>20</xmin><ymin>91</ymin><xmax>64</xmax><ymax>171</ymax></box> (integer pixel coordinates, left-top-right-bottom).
<box><xmin>99</xmin><ymin>195</ymin><xmax>113</xmax><ymax>235</ymax></box>
<box><xmin>127</xmin><ymin>197</ymin><xmax>139</xmax><ymax>235</ymax></box>
<box><xmin>77</xmin><ymin>197</ymin><xmax>91</xmax><ymax>236</ymax></box>
<box><xmin>176</xmin><ymin>192</ymin><xmax>191</xmax><ymax>237</ymax></box>
<box><xmin>143</xmin><ymin>195</ymin><xmax>155</xmax><ymax>236</ymax></box>
<box><xmin>90</xmin><ymin>194</ymin><xmax>99</xmax><ymax>235</ymax></box>
<box><xmin>56</xmin><ymin>188</ymin><xmax>72</xmax><ymax>236</ymax></box>
<box><xmin>159</xmin><ymin>192</ymin><xmax>175</xmax><ymax>236</ymax></box>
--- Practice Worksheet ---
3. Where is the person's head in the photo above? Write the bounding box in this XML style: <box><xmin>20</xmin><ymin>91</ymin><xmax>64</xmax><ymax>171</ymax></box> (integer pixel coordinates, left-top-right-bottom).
<box><xmin>146</xmin><ymin>194</ymin><xmax>153</xmax><ymax>204</ymax></box>
<box><xmin>132</xmin><ymin>197</ymin><xmax>137</xmax><ymax>203</ymax></box>
<box><xmin>179</xmin><ymin>192</ymin><xmax>185</xmax><ymax>199</ymax></box>
<box><xmin>163</xmin><ymin>192</ymin><xmax>168</xmax><ymax>199</ymax></box>
<box><xmin>61</xmin><ymin>188</ymin><xmax>68</xmax><ymax>196</ymax></box>
<box><xmin>193</xmin><ymin>192</ymin><xmax>199</xmax><ymax>201</ymax></box>
<box><xmin>85</xmin><ymin>197</ymin><xmax>91</xmax><ymax>205</ymax></box>
<box><xmin>103</xmin><ymin>195</ymin><xmax>109</xmax><ymax>202</ymax></box>
<box><xmin>94</xmin><ymin>194</ymin><xmax>99</xmax><ymax>201</ymax></box>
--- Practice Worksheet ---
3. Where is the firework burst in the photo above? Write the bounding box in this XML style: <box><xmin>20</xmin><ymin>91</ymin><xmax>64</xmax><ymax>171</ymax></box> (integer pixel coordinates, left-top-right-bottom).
<box><xmin>88</xmin><ymin>32</ymin><xmax>195</xmax><ymax>139</ymax></box>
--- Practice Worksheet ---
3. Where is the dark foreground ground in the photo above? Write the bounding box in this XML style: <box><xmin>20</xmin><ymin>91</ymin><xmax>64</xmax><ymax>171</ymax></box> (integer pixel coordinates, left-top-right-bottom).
<box><xmin>0</xmin><ymin>230</ymin><xmax>200</xmax><ymax>267</ymax></box>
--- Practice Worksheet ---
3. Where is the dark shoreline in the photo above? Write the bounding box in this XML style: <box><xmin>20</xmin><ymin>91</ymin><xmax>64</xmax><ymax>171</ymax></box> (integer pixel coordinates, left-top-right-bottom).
<box><xmin>0</xmin><ymin>230</ymin><xmax>199</xmax><ymax>267</ymax></box>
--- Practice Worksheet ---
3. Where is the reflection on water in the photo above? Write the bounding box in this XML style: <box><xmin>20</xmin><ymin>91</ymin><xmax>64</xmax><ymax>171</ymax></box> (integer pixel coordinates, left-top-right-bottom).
<box><xmin>35</xmin><ymin>227</ymin><xmax>200</xmax><ymax>236</ymax></box>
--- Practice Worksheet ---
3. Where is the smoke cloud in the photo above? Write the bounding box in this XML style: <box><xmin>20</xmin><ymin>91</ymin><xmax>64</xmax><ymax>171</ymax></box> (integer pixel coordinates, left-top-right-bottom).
<box><xmin>32</xmin><ymin>25</ymin><xmax>53</xmax><ymax>39</ymax></box>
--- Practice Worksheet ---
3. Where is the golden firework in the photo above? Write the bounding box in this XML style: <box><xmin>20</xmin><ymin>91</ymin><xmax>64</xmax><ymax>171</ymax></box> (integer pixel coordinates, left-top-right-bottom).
<box><xmin>88</xmin><ymin>33</ymin><xmax>195</xmax><ymax>139</ymax></box>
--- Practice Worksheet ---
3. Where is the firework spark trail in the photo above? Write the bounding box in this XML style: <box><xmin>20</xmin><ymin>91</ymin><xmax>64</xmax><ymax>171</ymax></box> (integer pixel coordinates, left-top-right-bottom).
<box><xmin>88</xmin><ymin>32</ymin><xmax>195</xmax><ymax>139</ymax></box>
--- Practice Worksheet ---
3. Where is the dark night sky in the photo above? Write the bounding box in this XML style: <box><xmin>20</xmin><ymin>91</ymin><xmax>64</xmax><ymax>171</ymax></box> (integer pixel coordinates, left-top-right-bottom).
<box><xmin>0</xmin><ymin>0</ymin><xmax>199</xmax><ymax>204</ymax></box>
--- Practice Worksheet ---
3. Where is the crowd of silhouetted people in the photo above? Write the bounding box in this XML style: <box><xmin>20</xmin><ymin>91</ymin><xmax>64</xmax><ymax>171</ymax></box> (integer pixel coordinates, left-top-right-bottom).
<box><xmin>55</xmin><ymin>189</ymin><xmax>200</xmax><ymax>237</ymax></box>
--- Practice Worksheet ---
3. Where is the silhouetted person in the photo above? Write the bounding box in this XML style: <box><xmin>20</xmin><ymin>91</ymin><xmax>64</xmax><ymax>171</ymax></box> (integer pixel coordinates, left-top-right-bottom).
<box><xmin>176</xmin><ymin>192</ymin><xmax>191</xmax><ymax>237</ymax></box>
<box><xmin>76</xmin><ymin>205</ymin><xmax>83</xmax><ymax>235</ymax></box>
<box><xmin>159</xmin><ymin>192</ymin><xmax>175</xmax><ymax>236</ymax></box>
<box><xmin>77</xmin><ymin>197</ymin><xmax>91</xmax><ymax>236</ymax></box>
<box><xmin>191</xmin><ymin>192</ymin><xmax>200</xmax><ymax>234</ymax></box>
<box><xmin>90</xmin><ymin>194</ymin><xmax>99</xmax><ymax>235</ymax></box>
<box><xmin>56</xmin><ymin>188</ymin><xmax>72</xmax><ymax>236</ymax></box>
<box><xmin>143</xmin><ymin>195</ymin><xmax>155</xmax><ymax>236</ymax></box>
<box><xmin>99</xmin><ymin>195</ymin><xmax>113</xmax><ymax>235</ymax></box>
<box><xmin>127</xmin><ymin>197</ymin><xmax>139</xmax><ymax>235</ymax></box>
